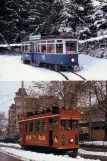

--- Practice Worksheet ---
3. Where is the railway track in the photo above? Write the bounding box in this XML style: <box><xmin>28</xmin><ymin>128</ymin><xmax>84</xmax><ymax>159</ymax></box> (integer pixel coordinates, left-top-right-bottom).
<box><xmin>28</xmin><ymin>63</ymin><xmax>86</xmax><ymax>81</ymax></box>
<box><xmin>58</xmin><ymin>71</ymin><xmax>86</xmax><ymax>81</ymax></box>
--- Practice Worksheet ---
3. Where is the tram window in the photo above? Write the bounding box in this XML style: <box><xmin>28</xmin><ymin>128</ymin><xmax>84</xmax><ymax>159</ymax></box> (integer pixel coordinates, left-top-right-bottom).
<box><xmin>28</xmin><ymin>43</ymin><xmax>31</xmax><ymax>52</ymax></box>
<box><xmin>56</xmin><ymin>44</ymin><xmax>63</xmax><ymax>53</ymax></box>
<box><xmin>38</xmin><ymin>45</ymin><xmax>41</xmax><ymax>53</ymax></box>
<box><xmin>41</xmin><ymin>41</ymin><xmax>46</xmax><ymax>43</ymax></box>
<box><xmin>54</xmin><ymin>118</ymin><xmax>58</xmax><ymax>125</ymax></box>
<box><xmin>47</xmin><ymin>40</ymin><xmax>55</xmax><ymax>43</ymax></box>
<box><xmin>25</xmin><ymin>122</ymin><xmax>29</xmax><ymax>132</ymax></box>
<box><xmin>21</xmin><ymin>45</ymin><xmax>24</xmax><ymax>52</ymax></box>
<box><xmin>36</xmin><ymin>121</ymin><xmax>41</xmax><ymax>131</ymax></box>
<box><xmin>67</xmin><ymin>120</ymin><xmax>72</xmax><ymax>130</ymax></box>
<box><xmin>57</xmin><ymin>40</ymin><xmax>62</xmax><ymax>43</ymax></box>
<box><xmin>42</xmin><ymin>120</ymin><xmax>46</xmax><ymax>131</ymax></box>
<box><xmin>66</xmin><ymin>42</ymin><xmax>76</xmax><ymax>54</ymax></box>
<box><xmin>29</xmin><ymin>122</ymin><xmax>34</xmax><ymax>132</ymax></box>
<box><xmin>49</xmin><ymin>118</ymin><xmax>53</xmax><ymax>130</ymax></box>
<box><xmin>61</xmin><ymin>120</ymin><xmax>66</xmax><ymax>130</ymax></box>
<box><xmin>25</xmin><ymin>44</ymin><xmax>29</xmax><ymax>52</ymax></box>
<box><xmin>31</xmin><ymin>42</ymin><xmax>34</xmax><ymax>52</ymax></box>
<box><xmin>41</xmin><ymin>44</ymin><xmax>46</xmax><ymax>53</ymax></box>
<box><xmin>54</xmin><ymin>118</ymin><xmax>58</xmax><ymax>131</ymax></box>
<box><xmin>72</xmin><ymin>120</ymin><xmax>78</xmax><ymax>130</ymax></box>
<box><xmin>20</xmin><ymin>124</ymin><xmax>22</xmax><ymax>132</ymax></box>
<box><xmin>34</xmin><ymin>43</ymin><xmax>37</xmax><ymax>53</ymax></box>
<box><xmin>47</xmin><ymin>44</ymin><xmax>55</xmax><ymax>53</ymax></box>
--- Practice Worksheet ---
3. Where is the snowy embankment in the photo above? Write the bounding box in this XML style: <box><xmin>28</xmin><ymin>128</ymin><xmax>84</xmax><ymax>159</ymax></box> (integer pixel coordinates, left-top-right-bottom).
<box><xmin>77</xmin><ymin>54</ymin><xmax>107</xmax><ymax>80</ymax></box>
<box><xmin>0</xmin><ymin>54</ymin><xmax>107</xmax><ymax>80</ymax></box>
<box><xmin>0</xmin><ymin>142</ymin><xmax>21</xmax><ymax>148</ymax></box>
<box><xmin>0</xmin><ymin>56</ymin><xmax>66</xmax><ymax>81</ymax></box>
<box><xmin>0</xmin><ymin>147</ymin><xmax>100</xmax><ymax>161</ymax></box>
<box><xmin>81</xmin><ymin>141</ymin><xmax>107</xmax><ymax>147</ymax></box>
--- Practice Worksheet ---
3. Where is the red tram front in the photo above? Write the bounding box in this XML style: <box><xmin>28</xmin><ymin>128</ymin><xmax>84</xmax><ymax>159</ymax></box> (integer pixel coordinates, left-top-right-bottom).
<box><xmin>18</xmin><ymin>106</ymin><xmax>81</xmax><ymax>152</ymax></box>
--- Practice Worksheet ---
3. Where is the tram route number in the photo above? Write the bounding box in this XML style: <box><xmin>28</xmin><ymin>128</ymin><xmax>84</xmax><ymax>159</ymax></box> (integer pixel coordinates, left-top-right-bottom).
<box><xmin>42</xmin><ymin>55</ymin><xmax>45</xmax><ymax>61</ymax></box>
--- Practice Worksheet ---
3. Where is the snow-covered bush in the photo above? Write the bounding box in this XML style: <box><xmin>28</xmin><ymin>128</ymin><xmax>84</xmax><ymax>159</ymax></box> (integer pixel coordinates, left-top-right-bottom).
<box><xmin>79</xmin><ymin>36</ymin><xmax>107</xmax><ymax>59</ymax></box>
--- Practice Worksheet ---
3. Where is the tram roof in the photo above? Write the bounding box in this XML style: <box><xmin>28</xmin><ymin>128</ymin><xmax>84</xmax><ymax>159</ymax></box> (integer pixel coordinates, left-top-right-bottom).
<box><xmin>22</xmin><ymin>34</ymin><xmax>78</xmax><ymax>42</ymax></box>
<box><xmin>22</xmin><ymin>37</ymin><xmax>78</xmax><ymax>42</ymax></box>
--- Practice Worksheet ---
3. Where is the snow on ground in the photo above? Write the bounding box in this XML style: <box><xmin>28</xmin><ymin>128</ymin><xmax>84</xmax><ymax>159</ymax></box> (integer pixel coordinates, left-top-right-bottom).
<box><xmin>0</xmin><ymin>54</ymin><xmax>107</xmax><ymax>80</ymax></box>
<box><xmin>0</xmin><ymin>147</ymin><xmax>100</xmax><ymax>161</ymax></box>
<box><xmin>77</xmin><ymin>54</ymin><xmax>107</xmax><ymax>80</ymax></box>
<box><xmin>0</xmin><ymin>56</ymin><xmax>65</xmax><ymax>81</ymax></box>
<box><xmin>0</xmin><ymin>142</ymin><xmax>21</xmax><ymax>148</ymax></box>
<box><xmin>81</xmin><ymin>141</ymin><xmax>107</xmax><ymax>147</ymax></box>
<box><xmin>79</xmin><ymin>149</ymin><xmax>107</xmax><ymax>157</ymax></box>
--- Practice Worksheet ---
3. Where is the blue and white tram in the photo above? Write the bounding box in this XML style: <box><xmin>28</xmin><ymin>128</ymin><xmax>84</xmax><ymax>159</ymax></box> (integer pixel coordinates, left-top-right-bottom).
<box><xmin>21</xmin><ymin>34</ymin><xmax>79</xmax><ymax>71</ymax></box>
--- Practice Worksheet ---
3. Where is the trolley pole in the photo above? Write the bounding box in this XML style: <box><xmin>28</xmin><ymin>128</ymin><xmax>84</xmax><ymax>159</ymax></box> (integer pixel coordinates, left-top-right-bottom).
<box><xmin>21</xmin><ymin>81</ymin><xmax>24</xmax><ymax>117</ymax></box>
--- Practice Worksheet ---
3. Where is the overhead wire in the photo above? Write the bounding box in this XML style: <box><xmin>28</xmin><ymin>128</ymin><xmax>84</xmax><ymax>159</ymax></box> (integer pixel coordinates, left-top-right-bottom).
<box><xmin>0</xmin><ymin>93</ymin><xmax>15</xmax><ymax>99</ymax></box>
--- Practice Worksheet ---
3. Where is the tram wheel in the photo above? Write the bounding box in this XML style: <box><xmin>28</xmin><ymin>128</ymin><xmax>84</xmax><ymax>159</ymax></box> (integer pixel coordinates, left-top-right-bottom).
<box><xmin>49</xmin><ymin>64</ymin><xmax>54</xmax><ymax>70</ymax></box>
<box><xmin>23</xmin><ymin>60</ymin><xmax>26</xmax><ymax>64</ymax></box>
<box><xmin>44</xmin><ymin>64</ymin><xmax>49</xmax><ymax>68</ymax></box>
<box><xmin>73</xmin><ymin>148</ymin><xmax>78</xmax><ymax>154</ymax></box>
<box><xmin>54</xmin><ymin>65</ymin><xmax>60</xmax><ymax>72</ymax></box>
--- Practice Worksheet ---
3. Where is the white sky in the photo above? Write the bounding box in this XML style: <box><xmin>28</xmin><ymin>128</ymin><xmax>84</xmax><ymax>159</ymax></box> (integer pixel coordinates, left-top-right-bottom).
<box><xmin>0</xmin><ymin>81</ymin><xmax>31</xmax><ymax>117</ymax></box>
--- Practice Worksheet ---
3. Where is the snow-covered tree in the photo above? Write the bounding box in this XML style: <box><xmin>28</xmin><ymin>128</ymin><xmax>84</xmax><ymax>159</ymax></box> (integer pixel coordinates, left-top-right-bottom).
<box><xmin>59</xmin><ymin>0</ymin><xmax>94</xmax><ymax>39</ymax></box>
<box><xmin>29</xmin><ymin>0</ymin><xmax>62</xmax><ymax>35</ymax></box>
<box><xmin>0</xmin><ymin>112</ymin><xmax>8</xmax><ymax>134</ymax></box>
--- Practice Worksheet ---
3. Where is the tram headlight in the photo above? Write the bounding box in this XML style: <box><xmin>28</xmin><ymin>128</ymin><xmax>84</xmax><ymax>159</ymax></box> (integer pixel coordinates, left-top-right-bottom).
<box><xmin>69</xmin><ymin>138</ymin><xmax>74</xmax><ymax>143</ymax></box>
<box><xmin>71</xmin><ymin>58</ymin><xmax>75</xmax><ymax>62</ymax></box>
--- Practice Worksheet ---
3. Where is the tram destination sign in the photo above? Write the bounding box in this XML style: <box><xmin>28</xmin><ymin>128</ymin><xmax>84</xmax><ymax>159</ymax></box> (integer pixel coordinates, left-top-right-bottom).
<box><xmin>29</xmin><ymin>35</ymin><xmax>41</xmax><ymax>40</ymax></box>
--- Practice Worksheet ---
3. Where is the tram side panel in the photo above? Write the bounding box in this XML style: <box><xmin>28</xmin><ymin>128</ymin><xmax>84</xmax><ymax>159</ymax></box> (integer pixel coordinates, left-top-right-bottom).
<box><xmin>33</xmin><ymin>53</ymin><xmax>79</xmax><ymax>67</ymax></box>
<box><xmin>19</xmin><ymin>119</ymin><xmax>50</xmax><ymax>147</ymax></box>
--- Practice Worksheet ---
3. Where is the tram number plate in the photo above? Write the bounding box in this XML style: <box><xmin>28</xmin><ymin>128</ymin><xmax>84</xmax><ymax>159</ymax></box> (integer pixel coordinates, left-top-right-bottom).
<box><xmin>42</xmin><ymin>55</ymin><xmax>45</xmax><ymax>61</ymax></box>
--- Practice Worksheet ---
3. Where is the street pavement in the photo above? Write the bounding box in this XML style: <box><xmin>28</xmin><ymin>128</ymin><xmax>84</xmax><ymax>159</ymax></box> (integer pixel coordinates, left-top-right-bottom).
<box><xmin>0</xmin><ymin>152</ymin><xmax>21</xmax><ymax>161</ymax></box>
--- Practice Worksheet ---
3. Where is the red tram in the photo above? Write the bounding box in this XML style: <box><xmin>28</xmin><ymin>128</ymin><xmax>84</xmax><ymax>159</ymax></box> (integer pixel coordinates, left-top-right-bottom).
<box><xmin>18</xmin><ymin>106</ymin><xmax>81</xmax><ymax>152</ymax></box>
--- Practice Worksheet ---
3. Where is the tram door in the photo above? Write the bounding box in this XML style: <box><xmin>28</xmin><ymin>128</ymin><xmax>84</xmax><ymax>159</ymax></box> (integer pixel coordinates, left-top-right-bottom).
<box><xmin>30</xmin><ymin>42</ymin><xmax>34</xmax><ymax>63</ymax></box>
<box><xmin>49</xmin><ymin>118</ymin><xmax>53</xmax><ymax>146</ymax></box>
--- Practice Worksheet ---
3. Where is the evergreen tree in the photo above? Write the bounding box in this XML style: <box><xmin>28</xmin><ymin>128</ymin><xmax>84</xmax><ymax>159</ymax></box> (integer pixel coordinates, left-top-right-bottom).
<box><xmin>0</xmin><ymin>0</ymin><xmax>10</xmax><ymax>43</ymax></box>
<box><xmin>5</xmin><ymin>0</ymin><xmax>30</xmax><ymax>43</ymax></box>
<box><xmin>29</xmin><ymin>0</ymin><xmax>62</xmax><ymax>35</ymax></box>
<box><xmin>99</xmin><ymin>1</ymin><xmax>107</xmax><ymax>30</ymax></box>
<box><xmin>60</xmin><ymin>0</ymin><xmax>94</xmax><ymax>39</ymax></box>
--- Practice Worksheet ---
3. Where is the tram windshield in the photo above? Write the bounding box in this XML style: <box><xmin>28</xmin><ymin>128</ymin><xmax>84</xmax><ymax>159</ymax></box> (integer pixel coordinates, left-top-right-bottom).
<box><xmin>66</xmin><ymin>41</ymin><xmax>77</xmax><ymax>54</ymax></box>
<box><xmin>61</xmin><ymin>120</ymin><xmax>78</xmax><ymax>130</ymax></box>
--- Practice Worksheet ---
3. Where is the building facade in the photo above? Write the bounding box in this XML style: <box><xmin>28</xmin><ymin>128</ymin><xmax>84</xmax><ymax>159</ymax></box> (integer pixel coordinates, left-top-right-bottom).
<box><xmin>8</xmin><ymin>104</ymin><xmax>16</xmax><ymax>134</ymax></box>
<box><xmin>9</xmin><ymin>88</ymin><xmax>61</xmax><ymax>134</ymax></box>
